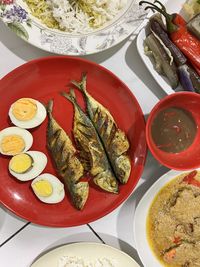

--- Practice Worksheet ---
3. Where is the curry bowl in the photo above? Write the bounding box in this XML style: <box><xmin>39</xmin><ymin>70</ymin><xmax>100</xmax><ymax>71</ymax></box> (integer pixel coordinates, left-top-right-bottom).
<box><xmin>146</xmin><ymin>92</ymin><xmax>200</xmax><ymax>170</ymax></box>
<box><xmin>134</xmin><ymin>168</ymin><xmax>200</xmax><ymax>267</ymax></box>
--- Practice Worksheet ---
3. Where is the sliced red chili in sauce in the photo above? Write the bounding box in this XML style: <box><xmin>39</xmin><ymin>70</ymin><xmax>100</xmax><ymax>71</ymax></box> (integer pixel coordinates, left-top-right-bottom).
<box><xmin>183</xmin><ymin>170</ymin><xmax>200</xmax><ymax>188</ymax></box>
<box><xmin>151</xmin><ymin>107</ymin><xmax>197</xmax><ymax>153</ymax></box>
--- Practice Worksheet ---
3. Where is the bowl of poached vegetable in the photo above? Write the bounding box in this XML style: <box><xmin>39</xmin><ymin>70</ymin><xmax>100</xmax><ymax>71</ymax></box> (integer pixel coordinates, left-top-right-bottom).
<box><xmin>146</xmin><ymin>92</ymin><xmax>200</xmax><ymax>170</ymax></box>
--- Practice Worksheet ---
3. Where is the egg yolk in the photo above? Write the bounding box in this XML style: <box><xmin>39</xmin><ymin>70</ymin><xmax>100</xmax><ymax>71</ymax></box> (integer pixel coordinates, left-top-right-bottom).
<box><xmin>1</xmin><ymin>135</ymin><xmax>25</xmax><ymax>155</ymax></box>
<box><xmin>12</xmin><ymin>98</ymin><xmax>37</xmax><ymax>121</ymax></box>
<box><xmin>10</xmin><ymin>153</ymin><xmax>33</xmax><ymax>174</ymax></box>
<box><xmin>32</xmin><ymin>180</ymin><xmax>53</xmax><ymax>197</ymax></box>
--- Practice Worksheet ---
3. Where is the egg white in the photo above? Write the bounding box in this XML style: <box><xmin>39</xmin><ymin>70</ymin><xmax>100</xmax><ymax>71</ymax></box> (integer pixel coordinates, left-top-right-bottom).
<box><xmin>31</xmin><ymin>173</ymin><xmax>65</xmax><ymax>204</ymax></box>
<box><xmin>9</xmin><ymin>151</ymin><xmax>47</xmax><ymax>181</ymax></box>
<box><xmin>0</xmin><ymin>127</ymin><xmax>33</xmax><ymax>156</ymax></box>
<box><xmin>9</xmin><ymin>98</ymin><xmax>47</xmax><ymax>129</ymax></box>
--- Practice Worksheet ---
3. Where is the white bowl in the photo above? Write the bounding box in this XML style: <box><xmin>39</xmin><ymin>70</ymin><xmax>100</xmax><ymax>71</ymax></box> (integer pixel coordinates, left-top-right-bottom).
<box><xmin>31</xmin><ymin>242</ymin><xmax>140</xmax><ymax>267</ymax></box>
<box><xmin>136</xmin><ymin>0</ymin><xmax>185</xmax><ymax>95</ymax></box>
<box><xmin>133</xmin><ymin>168</ymin><xmax>200</xmax><ymax>267</ymax></box>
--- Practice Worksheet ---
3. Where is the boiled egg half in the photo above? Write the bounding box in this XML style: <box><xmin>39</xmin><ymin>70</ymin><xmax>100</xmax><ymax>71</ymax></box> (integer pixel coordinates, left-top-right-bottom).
<box><xmin>9</xmin><ymin>98</ymin><xmax>47</xmax><ymax>129</ymax></box>
<box><xmin>31</xmin><ymin>173</ymin><xmax>65</xmax><ymax>204</ymax></box>
<box><xmin>0</xmin><ymin>127</ymin><xmax>33</xmax><ymax>156</ymax></box>
<box><xmin>9</xmin><ymin>151</ymin><xmax>47</xmax><ymax>181</ymax></box>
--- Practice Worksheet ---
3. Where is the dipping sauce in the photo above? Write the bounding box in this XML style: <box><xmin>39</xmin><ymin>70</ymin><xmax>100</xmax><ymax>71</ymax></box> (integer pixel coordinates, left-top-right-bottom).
<box><xmin>151</xmin><ymin>107</ymin><xmax>197</xmax><ymax>153</ymax></box>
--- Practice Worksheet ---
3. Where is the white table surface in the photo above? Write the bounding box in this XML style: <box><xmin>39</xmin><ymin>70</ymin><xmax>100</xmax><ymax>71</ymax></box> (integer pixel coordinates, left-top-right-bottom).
<box><xmin>0</xmin><ymin>18</ymin><xmax>169</xmax><ymax>267</ymax></box>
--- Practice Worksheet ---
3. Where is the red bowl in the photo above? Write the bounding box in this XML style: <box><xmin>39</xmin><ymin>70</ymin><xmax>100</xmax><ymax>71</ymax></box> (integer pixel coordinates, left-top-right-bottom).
<box><xmin>146</xmin><ymin>92</ymin><xmax>200</xmax><ymax>170</ymax></box>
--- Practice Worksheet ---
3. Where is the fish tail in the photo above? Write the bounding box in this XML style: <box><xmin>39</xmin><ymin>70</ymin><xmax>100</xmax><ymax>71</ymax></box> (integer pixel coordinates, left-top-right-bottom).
<box><xmin>46</xmin><ymin>99</ymin><xmax>53</xmax><ymax>116</ymax></box>
<box><xmin>71</xmin><ymin>73</ymin><xmax>87</xmax><ymax>95</ymax></box>
<box><xmin>61</xmin><ymin>89</ymin><xmax>78</xmax><ymax>105</ymax></box>
<box><xmin>62</xmin><ymin>88</ymin><xmax>93</xmax><ymax>132</ymax></box>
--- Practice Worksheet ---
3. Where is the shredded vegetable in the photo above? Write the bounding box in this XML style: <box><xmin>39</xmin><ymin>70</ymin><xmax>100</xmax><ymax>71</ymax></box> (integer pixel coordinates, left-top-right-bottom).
<box><xmin>25</xmin><ymin>0</ymin><xmax>59</xmax><ymax>29</ymax></box>
<box><xmin>25</xmin><ymin>0</ymin><xmax>127</xmax><ymax>33</ymax></box>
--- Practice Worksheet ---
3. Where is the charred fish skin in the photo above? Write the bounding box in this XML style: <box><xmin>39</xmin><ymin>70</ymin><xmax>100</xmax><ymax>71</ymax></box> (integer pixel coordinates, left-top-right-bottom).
<box><xmin>61</xmin><ymin>90</ymin><xmax>119</xmax><ymax>194</ymax></box>
<box><xmin>46</xmin><ymin>100</ymin><xmax>89</xmax><ymax>210</ymax></box>
<box><xmin>69</xmin><ymin>182</ymin><xmax>89</xmax><ymax>210</ymax></box>
<box><xmin>72</xmin><ymin>74</ymin><xmax>131</xmax><ymax>184</ymax></box>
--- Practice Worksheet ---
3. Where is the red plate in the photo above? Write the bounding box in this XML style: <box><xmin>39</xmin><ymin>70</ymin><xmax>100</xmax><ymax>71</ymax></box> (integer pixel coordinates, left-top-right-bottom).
<box><xmin>0</xmin><ymin>56</ymin><xmax>147</xmax><ymax>227</ymax></box>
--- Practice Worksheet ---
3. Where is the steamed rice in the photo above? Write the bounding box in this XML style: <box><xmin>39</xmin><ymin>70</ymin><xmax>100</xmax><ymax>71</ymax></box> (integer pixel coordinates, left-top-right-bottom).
<box><xmin>58</xmin><ymin>255</ymin><xmax>117</xmax><ymax>267</ymax></box>
<box><xmin>25</xmin><ymin>0</ymin><xmax>128</xmax><ymax>33</ymax></box>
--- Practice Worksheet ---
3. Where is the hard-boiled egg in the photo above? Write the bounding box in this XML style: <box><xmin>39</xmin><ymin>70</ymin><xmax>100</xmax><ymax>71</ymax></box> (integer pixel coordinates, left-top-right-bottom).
<box><xmin>9</xmin><ymin>98</ymin><xmax>47</xmax><ymax>129</ymax></box>
<box><xmin>0</xmin><ymin>127</ymin><xmax>33</xmax><ymax>156</ymax></box>
<box><xmin>31</xmin><ymin>173</ymin><xmax>65</xmax><ymax>204</ymax></box>
<box><xmin>9</xmin><ymin>151</ymin><xmax>47</xmax><ymax>181</ymax></box>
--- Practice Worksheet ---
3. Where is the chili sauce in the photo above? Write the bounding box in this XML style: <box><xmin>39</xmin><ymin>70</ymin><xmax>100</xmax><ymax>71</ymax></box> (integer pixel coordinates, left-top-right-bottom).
<box><xmin>151</xmin><ymin>107</ymin><xmax>197</xmax><ymax>153</ymax></box>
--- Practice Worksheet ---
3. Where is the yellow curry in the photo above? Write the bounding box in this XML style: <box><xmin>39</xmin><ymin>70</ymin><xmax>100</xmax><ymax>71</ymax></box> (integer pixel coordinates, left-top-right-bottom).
<box><xmin>147</xmin><ymin>170</ymin><xmax>200</xmax><ymax>267</ymax></box>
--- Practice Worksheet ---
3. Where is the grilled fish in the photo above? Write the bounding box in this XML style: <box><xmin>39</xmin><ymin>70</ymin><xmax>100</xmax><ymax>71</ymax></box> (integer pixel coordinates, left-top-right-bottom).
<box><xmin>46</xmin><ymin>100</ymin><xmax>89</xmax><ymax>210</ymax></box>
<box><xmin>72</xmin><ymin>74</ymin><xmax>131</xmax><ymax>184</ymax></box>
<box><xmin>61</xmin><ymin>90</ymin><xmax>118</xmax><ymax>194</ymax></box>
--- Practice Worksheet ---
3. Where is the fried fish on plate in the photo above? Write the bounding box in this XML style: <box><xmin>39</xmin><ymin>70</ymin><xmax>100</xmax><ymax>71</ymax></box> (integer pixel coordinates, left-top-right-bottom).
<box><xmin>62</xmin><ymin>89</ymin><xmax>119</xmax><ymax>194</ymax></box>
<box><xmin>72</xmin><ymin>74</ymin><xmax>131</xmax><ymax>184</ymax></box>
<box><xmin>46</xmin><ymin>100</ymin><xmax>89</xmax><ymax>210</ymax></box>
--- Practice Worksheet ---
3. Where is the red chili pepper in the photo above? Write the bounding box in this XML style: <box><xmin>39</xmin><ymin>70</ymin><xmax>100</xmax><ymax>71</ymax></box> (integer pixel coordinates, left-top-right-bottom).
<box><xmin>173</xmin><ymin>14</ymin><xmax>186</xmax><ymax>27</ymax></box>
<box><xmin>170</xmin><ymin>26</ymin><xmax>200</xmax><ymax>70</ymax></box>
<box><xmin>172</xmin><ymin>125</ymin><xmax>181</xmax><ymax>133</ymax></box>
<box><xmin>183</xmin><ymin>170</ymin><xmax>200</xmax><ymax>187</ymax></box>
<box><xmin>183</xmin><ymin>170</ymin><xmax>197</xmax><ymax>182</ymax></box>
<box><xmin>157</xmin><ymin>143</ymin><xmax>172</xmax><ymax>149</ymax></box>
<box><xmin>164</xmin><ymin>248</ymin><xmax>176</xmax><ymax>262</ymax></box>
<box><xmin>139</xmin><ymin>1</ymin><xmax>200</xmax><ymax>69</ymax></box>
<box><xmin>173</xmin><ymin>236</ymin><xmax>181</xmax><ymax>244</ymax></box>
<box><xmin>188</xmin><ymin>178</ymin><xmax>200</xmax><ymax>188</ymax></box>
<box><xmin>0</xmin><ymin>0</ymin><xmax>14</xmax><ymax>4</ymax></box>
